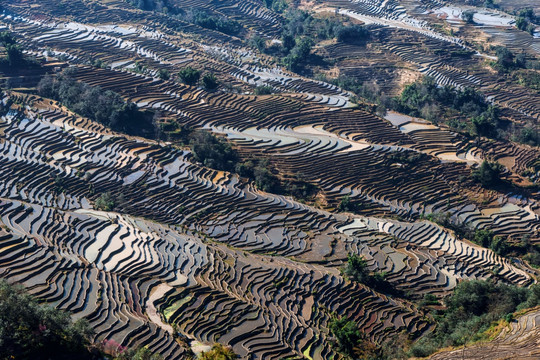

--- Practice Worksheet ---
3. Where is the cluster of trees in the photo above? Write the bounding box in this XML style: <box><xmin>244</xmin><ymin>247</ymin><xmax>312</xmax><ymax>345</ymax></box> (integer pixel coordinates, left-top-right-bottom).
<box><xmin>281</xmin><ymin>10</ymin><xmax>363</xmax><ymax>43</ymax></box>
<box><xmin>177</xmin><ymin>66</ymin><xmax>219</xmax><ymax>90</ymax></box>
<box><xmin>471</xmin><ymin>229</ymin><xmax>509</xmax><ymax>255</ymax></box>
<box><xmin>158</xmin><ymin>68</ymin><xmax>170</xmax><ymax>80</ymax></box>
<box><xmin>94</xmin><ymin>192</ymin><xmax>126</xmax><ymax>212</ymax></box>
<box><xmin>484</xmin><ymin>0</ymin><xmax>497</xmax><ymax>9</ymax></box>
<box><xmin>492</xmin><ymin>46</ymin><xmax>529</xmax><ymax>72</ymax></box>
<box><xmin>515</xmin><ymin>8</ymin><xmax>538</xmax><ymax>35</ymax></box>
<box><xmin>254</xmin><ymin>85</ymin><xmax>273</xmax><ymax>95</ymax></box>
<box><xmin>328</xmin><ymin>316</ymin><xmax>401</xmax><ymax>359</ymax></box>
<box><xmin>523</xmin><ymin>243</ymin><xmax>540</xmax><ymax>268</ymax></box>
<box><xmin>0</xmin><ymin>280</ymin><xmax>167</xmax><ymax>360</ymax></box>
<box><xmin>471</xmin><ymin>229</ymin><xmax>540</xmax><ymax>266</ymax></box>
<box><xmin>283</xmin><ymin>37</ymin><xmax>314</xmax><ymax>72</ymax></box>
<box><xmin>250</xmin><ymin>10</ymin><xmax>370</xmax><ymax>72</ymax></box>
<box><xmin>336</xmin><ymin>25</ymin><xmax>370</xmax><ymax>45</ymax></box>
<box><xmin>279</xmin><ymin>11</ymin><xmax>370</xmax><ymax>71</ymax></box>
<box><xmin>0</xmin><ymin>280</ymin><xmax>94</xmax><ymax>360</ymax></box>
<box><xmin>512</xmin><ymin>126</ymin><xmax>540</xmax><ymax>147</ymax></box>
<box><xmin>338</xmin><ymin>195</ymin><xmax>360</xmax><ymax>213</ymax></box>
<box><xmin>263</xmin><ymin>0</ymin><xmax>287</xmax><ymax>13</ymax></box>
<box><xmin>236</xmin><ymin>158</ymin><xmax>318</xmax><ymax>200</ymax></box>
<box><xmin>186</xmin><ymin>9</ymin><xmax>242</xmax><ymax>36</ymax></box>
<box><xmin>129</xmin><ymin>0</ymin><xmax>170</xmax><ymax>12</ymax></box>
<box><xmin>342</xmin><ymin>254</ymin><xmax>394</xmax><ymax>294</ymax></box>
<box><xmin>515</xmin><ymin>70</ymin><xmax>540</xmax><ymax>91</ymax></box>
<box><xmin>394</xmin><ymin>76</ymin><xmax>501</xmax><ymax>137</ymax></box>
<box><xmin>234</xmin><ymin>157</ymin><xmax>279</xmax><ymax>192</ymax></box>
<box><xmin>186</xmin><ymin>130</ymin><xmax>319</xmax><ymax>200</ymax></box>
<box><xmin>410</xmin><ymin>280</ymin><xmax>540</xmax><ymax>357</ymax></box>
<box><xmin>178</xmin><ymin>66</ymin><xmax>200</xmax><ymax>86</ymax></box>
<box><xmin>37</xmin><ymin>71</ymin><xmax>151</xmax><ymax>134</ymax></box>
<box><xmin>388</xmin><ymin>73</ymin><xmax>537</xmax><ymax>145</ymax></box>
<box><xmin>0</xmin><ymin>31</ymin><xmax>26</xmax><ymax>68</ymax></box>
<box><xmin>322</xmin><ymin>75</ymin><xmax>385</xmax><ymax>108</ymax></box>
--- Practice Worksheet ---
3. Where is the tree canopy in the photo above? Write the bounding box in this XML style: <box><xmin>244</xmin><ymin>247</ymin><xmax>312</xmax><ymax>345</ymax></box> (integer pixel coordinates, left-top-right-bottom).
<box><xmin>178</xmin><ymin>66</ymin><xmax>201</xmax><ymax>86</ymax></box>
<box><xmin>0</xmin><ymin>280</ymin><xmax>94</xmax><ymax>360</ymax></box>
<box><xmin>199</xmin><ymin>343</ymin><xmax>237</xmax><ymax>360</ymax></box>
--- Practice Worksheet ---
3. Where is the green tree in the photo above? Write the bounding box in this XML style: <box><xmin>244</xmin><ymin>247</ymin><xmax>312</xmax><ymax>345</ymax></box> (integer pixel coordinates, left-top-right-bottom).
<box><xmin>462</xmin><ymin>10</ymin><xmax>475</xmax><ymax>24</ymax></box>
<box><xmin>158</xmin><ymin>68</ymin><xmax>170</xmax><ymax>80</ymax></box>
<box><xmin>283</xmin><ymin>37</ymin><xmax>313</xmax><ymax>72</ymax></box>
<box><xmin>254</xmin><ymin>85</ymin><xmax>273</xmax><ymax>95</ymax></box>
<box><xmin>0</xmin><ymin>31</ymin><xmax>16</xmax><ymax>46</ymax></box>
<box><xmin>202</xmin><ymin>72</ymin><xmax>219</xmax><ymax>90</ymax></box>
<box><xmin>281</xmin><ymin>33</ymin><xmax>295</xmax><ymax>53</ymax></box>
<box><xmin>338</xmin><ymin>195</ymin><xmax>354</xmax><ymax>212</ymax></box>
<box><xmin>5</xmin><ymin>43</ymin><xmax>24</xmax><ymax>67</ymax></box>
<box><xmin>95</xmin><ymin>192</ymin><xmax>116</xmax><ymax>211</ymax></box>
<box><xmin>472</xmin><ymin>161</ymin><xmax>503</xmax><ymax>187</ymax></box>
<box><xmin>328</xmin><ymin>317</ymin><xmax>362</xmax><ymax>357</ymax></box>
<box><xmin>343</xmin><ymin>254</ymin><xmax>370</xmax><ymax>283</ymax></box>
<box><xmin>484</xmin><ymin>0</ymin><xmax>496</xmax><ymax>9</ymax></box>
<box><xmin>249</xmin><ymin>35</ymin><xmax>266</xmax><ymax>53</ymax></box>
<box><xmin>516</xmin><ymin>17</ymin><xmax>529</xmax><ymax>31</ymax></box>
<box><xmin>199</xmin><ymin>343</ymin><xmax>237</xmax><ymax>360</ymax></box>
<box><xmin>115</xmin><ymin>346</ymin><xmax>163</xmax><ymax>360</ymax></box>
<box><xmin>178</xmin><ymin>66</ymin><xmax>200</xmax><ymax>86</ymax></box>
<box><xmin>495</xmin><ymin>46</ymin><xmax>515</xmax><ymax>69</ymax></box>
<box><xmin>473</xmin><ymin>229</ymin><xmax>494</xmax><ymax>248</ymax></box>
<box><xmin>190</xmin><ymin>130</ymin><xmax>238</xmax><ymax>171</ymax></box>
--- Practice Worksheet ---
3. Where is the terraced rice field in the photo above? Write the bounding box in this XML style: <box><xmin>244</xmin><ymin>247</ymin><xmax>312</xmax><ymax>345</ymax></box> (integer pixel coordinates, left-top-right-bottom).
<box><xmin>0</xmin><ymin>0</ymin><xmax>539</xmax><ymax>358</ymax></box>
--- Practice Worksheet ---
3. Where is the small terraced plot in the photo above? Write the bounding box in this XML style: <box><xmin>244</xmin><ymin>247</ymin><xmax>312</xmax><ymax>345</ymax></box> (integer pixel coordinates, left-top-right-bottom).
<box><xmin>0</xmin><ymin>0</ymin><xmax>539</xmax><ymax>359</ymax></box>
